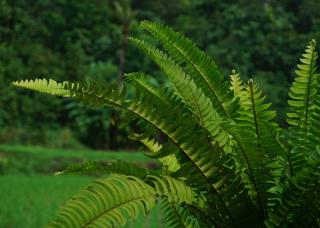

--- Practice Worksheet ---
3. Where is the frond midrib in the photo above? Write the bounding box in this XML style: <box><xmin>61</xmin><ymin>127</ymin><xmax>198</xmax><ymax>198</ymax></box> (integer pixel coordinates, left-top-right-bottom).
<box><xmin>303</xmin><ymin>45</ymin><xmax>316</xmax><ymax>136</ymax></box>
<box><xmin>248</xmin><ymin>81</ymin><xmax>265</xmax><ymax>217</ymax></box>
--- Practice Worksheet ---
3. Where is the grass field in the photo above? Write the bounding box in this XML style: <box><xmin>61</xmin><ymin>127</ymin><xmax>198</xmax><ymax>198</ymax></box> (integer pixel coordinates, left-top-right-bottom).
<box><xmin>0</xmin><ymin>144</ymin><xmax>149</xmax><ymax>161</ymax></box>
<box><xmin>0</xmin><ymin>175</ymin><xmax>163</xmax><ymax>228</ymax></box>
<box><xmin>0</xmin><ymin>145</ymin><xmax>163</xmax><ymax>227</ymax></box>
<box><xmin>0</xmin><ymin>144</ymin><xmax>158</xmax><ymax>175</ymax></box>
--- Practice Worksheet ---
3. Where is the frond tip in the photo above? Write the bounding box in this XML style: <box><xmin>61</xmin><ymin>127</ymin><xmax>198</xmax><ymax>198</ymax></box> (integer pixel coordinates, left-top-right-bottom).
<box><xmin>12</xmin><ymin>79</ymin><xmax>70</xmax><ymax>97</ymax></box>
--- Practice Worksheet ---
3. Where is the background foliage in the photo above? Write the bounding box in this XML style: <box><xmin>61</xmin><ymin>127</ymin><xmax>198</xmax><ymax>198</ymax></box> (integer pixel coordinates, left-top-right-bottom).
<box><xmin>1</xmin><ymin>1</ymin><xmax>320</xmax><ymax>227</ymax></box>
<box><xmin>1</xmin><ymin>0</ymin><xmax>319</xmax><ymax>149</ymax></box>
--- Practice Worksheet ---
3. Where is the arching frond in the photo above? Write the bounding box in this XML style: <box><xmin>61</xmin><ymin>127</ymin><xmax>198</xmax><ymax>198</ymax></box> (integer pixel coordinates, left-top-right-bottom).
<box><xmin>287</xmin><ymin>39</ymin><xmax>319</xmax><ymax>174</ymax></box>
<box><xmin>12</xmin><ymin>78</ymin><xmax>239</xmax><ymax>226</ymax></box>
<box><xmin>48</xmin><ymin>174</ymin><xmax>156</xmax><ymax>228</ymax></box>
<box><xmin>226</xmin><ymin>79</ymin><xmax>284</xmax><ymax>217</ymax></box>
<box><xmin>140</xmin><ymin>20</ymin><xmax>236</xmax><ymax>119</ymax></box>
<box><xmin>129</xmin><ymin>38</ymin><xmax>234</xmax><ymax>153</ymax></box>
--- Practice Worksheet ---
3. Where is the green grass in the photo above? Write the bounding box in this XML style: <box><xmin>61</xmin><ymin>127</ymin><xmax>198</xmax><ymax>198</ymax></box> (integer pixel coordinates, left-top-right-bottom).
<box><xmin>0</xmin><ymin>175</ymin><xmax>94</xmax><ymax>228</ymax></box>
<box><xmin>0</xmin><ymin>144</ymin><xmax>149</xmax><ymax>161</ymax></box>
<box><xmin>0</xmin><ymin>144</ymin><xmax>158</xmax><ymax>175</ymax></box>
<box><xmin>0</xmin><ymin>175</ymin><xmax>163</xmax><ymax>228</ymax></box>
<box><xmin>0</xmin><ymin>146</ymin><xmax>162</xmax><ymax>227</ymax></box>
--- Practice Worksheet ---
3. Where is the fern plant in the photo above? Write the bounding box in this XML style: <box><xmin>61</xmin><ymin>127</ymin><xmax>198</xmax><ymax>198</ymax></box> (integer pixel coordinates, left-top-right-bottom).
<box><xmin>12</xmin><ymin>21</ymin><xmax>320</xmax><ymax>228</ymax></box>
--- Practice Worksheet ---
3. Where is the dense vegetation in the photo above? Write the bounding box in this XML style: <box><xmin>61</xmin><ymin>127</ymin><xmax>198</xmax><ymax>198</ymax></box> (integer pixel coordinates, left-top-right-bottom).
<box><xmin>13</xmin><ymin>20</ymin><xmax>320</xmax><ymax>227</ymax></box>
<box><xmin>1</xmin><ymin>0</ymin><xmax>320</xmax><ymax>149</ymax></box>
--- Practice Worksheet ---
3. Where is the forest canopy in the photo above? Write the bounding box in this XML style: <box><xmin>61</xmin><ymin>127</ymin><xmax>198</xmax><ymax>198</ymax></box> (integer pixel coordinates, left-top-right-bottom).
<box><xmin>0</xmin><ymin>0</ymin><xmax>319</xmax><ymax>149</ymax></box>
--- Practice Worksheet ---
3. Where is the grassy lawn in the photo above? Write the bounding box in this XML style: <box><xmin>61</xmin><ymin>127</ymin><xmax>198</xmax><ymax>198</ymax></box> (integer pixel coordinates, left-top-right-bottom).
<box><xmin>0</xmin><ymin>175</ymin><xmax>94</xmax><ymax>228</ymax></box>
<box><xmin>0</xmin><ymin>144</ymin><xmax>149</xmax><ymax>162</ymax></box>
<box><xmin>0</xmin><ymin>175</ymin><xmax>163</xmax><ymax>228</ymax></box>
<box><xmin>0</xmin><ymin>144</ymin><xmax>158</xmax><ymax>175</ymax></box>
<box><xmin>0</xmin><ymin>145</ymin><xmax>163</xmax><ymax>227</ymax></box>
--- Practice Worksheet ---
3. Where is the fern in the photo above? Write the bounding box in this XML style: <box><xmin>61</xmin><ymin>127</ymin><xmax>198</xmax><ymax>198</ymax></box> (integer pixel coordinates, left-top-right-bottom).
<box><xmin>287</xmin><ymin>39</ymin><xmax>319</xmax><ymax>175</ymax></box>
<box><xmin>161</xmin><ymin>200</ymin><xmax>201</xmax><ymax>228</ymax></box>
<box><xmin>12</xmin><ymin>21</ymin><xmax>320</xmax><ymax>227</ymax></box>
<box><xmin>140</xmin><ymin>20</ymin><xmax>237</xmax><ymax>119</ymax></box>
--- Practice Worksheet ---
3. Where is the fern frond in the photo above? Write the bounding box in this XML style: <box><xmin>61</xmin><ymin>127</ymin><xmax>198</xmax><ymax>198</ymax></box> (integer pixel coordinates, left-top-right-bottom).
<box><xmin>226</xmin><ymin>79</ymin><xmax>283</xmax><ymax>217</ymax></box>
<box><xmin>12</xmin><ymin>78</ymin><xmax>70</xmax><ymax>97</ymax></box>
<box><xmin>287</xmin><ymin>39</ymin><xmax>319</xmax><ymax>174</ymax></box>
<box><xmin>148</xmin><ymin>175</ymin><xmax>205</xmax><ymax>207</ymax></box>
<box><xmin>140</xmin><ymin>20</ymin><xmax>236</xmax><ymax>118</ymax></box>
<box><xmin>130</xmin><ymin>38</ymin><xmax>235</xmax><ymax>153</ymax></box>
<box><xmin>48</xmin><ymin>174</ymin><xmax>156</xmax><ymax>228</ymax></box>
<box><xmin>230</xmin><ymin>69</ymin><xmax>247</xmax><ymax>103</ymax></box>
<box><xmin>140</xmin><ymin>137</ymin><xmax>181</xmax><ymax>173</ymax></box>
<box><xmin>125</xmin><ymin>72</ymin><xmax>169</xmax><ymax>105</ymax></box>
<box><xmin>129</xmin><ymin>38</ymin><xmax>217</xmax><ymax>123</ymax></box>
<box><xmin>54</xmin><ymin>160</ymin><xmax>151</xmax><ymax>179</ymax></box>
<box><xmin>12</xmin><ymin>78</ymin><xmax>238</xmax><ymax>225</ymax></box>
<box><xmin>266</xmin><ymin>148</ymin><xmax>320</xmax><ymax>227</ymax></box>
<box><xmin>161</xmin><ymin>200</ymin><xmax>200</xmax><ymax>228</ymax></box>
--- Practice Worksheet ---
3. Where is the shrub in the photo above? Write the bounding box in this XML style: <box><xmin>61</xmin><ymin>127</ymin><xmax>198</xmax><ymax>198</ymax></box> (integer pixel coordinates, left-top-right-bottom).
<box><xmin>12</xmin><ymin>21</ymin><xmax>320</xmax><ymax>227</ymax></box>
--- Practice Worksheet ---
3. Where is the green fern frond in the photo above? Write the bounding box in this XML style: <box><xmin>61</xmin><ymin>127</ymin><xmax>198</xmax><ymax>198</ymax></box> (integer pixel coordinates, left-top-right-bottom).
<box><xmin>147</xmin><ymin>175</ymin><xmax>205</xmax><ymax>207</ymax></box>
<box><xmin>12</xmin><ymin>78</ymin><xmax>237</xmax><ymax>225</ymax></box>
<box><xmin>226</xmin><ymin>79</ymin><xmax>283</xmax><ymax>217</ymax></box>
<box><xmin>230</xmin><ymin>70</ymin><xmax>247</xmax><ymax>103</ymax></box>
<box><xmin>161</xmin><ymin>200</ymin><xmax>200</xmax><ymax>228</ymax></box>
<box><xmin>54</xmin><ymin>160</ymin><xmax>151</xmax><ymax>179</ymax></box>
<box><xmin>130</xmin><ymin>38</ymin><xmax>235</xmax><ymax>153</ymax></box>
<box><xmin>266</xmin><ymin>148</ymin><xmax>320</xmax><ymax>227</ymax></box>
<box><xmin>140</xmin><ymin>20</ymin><xmax>236</xmax><ymax>119</ymax></box>
<box><xmin>287</xmin><ymin>39</ymin><xmax>319</xmax><ymax>174</ymax></box>
<box><xmin>12</xmin><ymin>78</ymin><xmax>70</xmax><ymax>97</ymax></box>
<box><xmin>140</xmin><ymin>137</ymin><xmax>181</xmax><ymax>172</ymax></box>
<box><xmin>125</xmin><ymin>72</ymin><xmax>169</xmax><ymax>105</ymax></box>
<box><xmin>48</xmin><ymin>174</ymin><xmax>156</xmax><ymax>228</ymax></box>
<box><xmin>12</xmin><ymin>79</ymin><xmax>126</xmax><ymax>108</ymax></box>
<box><xmin>129</xmin><ymin>38</ymin><xmax>217</xmax><ymax>124</ymax></box>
